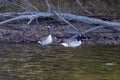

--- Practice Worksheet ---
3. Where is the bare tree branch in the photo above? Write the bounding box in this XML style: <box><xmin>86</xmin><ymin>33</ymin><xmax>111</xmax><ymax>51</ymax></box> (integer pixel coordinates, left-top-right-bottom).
<box><xmin>75</xmin><ymin>0</ymin><xmax>92</xmax><ymax>15</ymax></box>
<box><xmin>57</xmin><ymin>0</ymin><xmax>61</xmax><ymax>12</ymax></box>
<box><xmin>53</xmin><ymin>11</ymin><xmax>80</xmax><ymax>32</ymax></box>
<box><xmin>66</xmin><ymin>26</ymin><xmax>105</xmax><ymax>35</ymax></box>
<box><xmin>0</xmin><ymin>12</ymin><xmax>120</xmax><ymax>28</ymax></box>
<box><xmin>0</xmin><ymin>12</ymin><xmax>52</xmax><ymax>25</ymax></box>
<box><xmin>23</xmin><ymin>0</ymin><xmax>40</xmax><ymax>12</ymax></box>
<box><xmin>6</xmin><ymin>0</ymin><xmax>28</xmax><ymax>11</ymax></box>
<box><xmin>60</xmin><ymin>13</ymin><xmax>120</xmax><ymax>27</ymax></box>
<box><xmin>27</xmin><ymin>18</ymin><xmax>34</xmax><ymax>25</ymax></box>
<box><xmin>82</xmin><ymin>26</ymin><xmax>104</xmax><ymax>34</ymax></box>
<box><xmin>105</xmin><ymin>27</ymin><xmax>120</xmax><ymax>32</ymax></box>
<box><xmin>45</xmin><ymin>0</ymin><xmax>51</xmax><ymax>12</ymax></box>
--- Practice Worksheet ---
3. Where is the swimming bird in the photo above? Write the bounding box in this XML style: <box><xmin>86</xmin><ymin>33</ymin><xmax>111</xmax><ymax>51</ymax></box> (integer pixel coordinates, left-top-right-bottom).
<box><xmin>38</xmin><ymin>26</ymin><xmax>53</xmax><ymax>46</ymax></box>
<box><xmin>60</xmin><ymin>35</ymin><xmax>82</xmax><ymax>47</ymax></box>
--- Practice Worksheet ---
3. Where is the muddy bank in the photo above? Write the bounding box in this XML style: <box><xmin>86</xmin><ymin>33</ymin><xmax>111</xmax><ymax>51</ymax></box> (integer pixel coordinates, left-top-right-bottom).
<box><xmin>0</xmin><ymin>23</ymin><xmax>120</xmax><ymax>45</ymax></box>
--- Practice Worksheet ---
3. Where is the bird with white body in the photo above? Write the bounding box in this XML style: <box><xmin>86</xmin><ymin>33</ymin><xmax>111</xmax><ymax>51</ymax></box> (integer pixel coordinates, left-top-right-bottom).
<box><xmin>60</xmin><ymin>35</ymin><xmax>82</xmax><ymax>47</ymax></box>
<box><xmin>38</xmin><ymin>26</ymin><xmax>53</xmax><ymax>46</ymax></box>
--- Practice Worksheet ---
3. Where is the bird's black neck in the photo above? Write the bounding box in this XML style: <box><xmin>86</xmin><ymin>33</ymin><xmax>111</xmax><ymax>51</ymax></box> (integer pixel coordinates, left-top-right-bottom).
<box><xmin>77</xmin><ymin>35</ymin><xmax>81</xmax><ymax>41</ymax></box>
<box><xmin>48</xmin><ymin>27</ymin><xmax>51</xmax><ymax>34</ymax></box>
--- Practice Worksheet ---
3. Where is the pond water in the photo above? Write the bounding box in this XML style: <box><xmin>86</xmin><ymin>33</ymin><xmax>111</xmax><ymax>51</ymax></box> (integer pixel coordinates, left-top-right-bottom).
<box><xmin>0</xmin><ymin>43</ymin><xmax>120</xmax><ymax>80</ymax></box>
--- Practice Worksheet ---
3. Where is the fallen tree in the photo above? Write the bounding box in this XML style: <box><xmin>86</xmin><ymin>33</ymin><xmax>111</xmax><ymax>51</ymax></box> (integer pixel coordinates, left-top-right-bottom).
<box><xmin>0</xmin><ymin>12</ymin><xmax>120</xmax><ymax>30</ymax></box>
<box><xmin>0</xmin><ymin>0</ymin><xmax>120</xmax><ymax>35</ymax></box>
<box><xmin>0</xmin><ymin>12</ymin><xmax>120</xmax><ymax>26</ymax></box>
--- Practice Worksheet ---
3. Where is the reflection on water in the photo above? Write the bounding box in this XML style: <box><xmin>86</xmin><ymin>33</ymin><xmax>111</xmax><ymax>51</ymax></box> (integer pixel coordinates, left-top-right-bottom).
<box><xmin>0</xmin><ymin>43</ymin><xmax>120</xmax><ymax>80</ymax></box>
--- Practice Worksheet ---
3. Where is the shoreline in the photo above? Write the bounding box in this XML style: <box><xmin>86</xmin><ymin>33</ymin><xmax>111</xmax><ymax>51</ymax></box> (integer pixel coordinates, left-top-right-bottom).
<box><xmin>0</xmin><ymin>24</ymin><xmax>120</xmax><ymax>45</ymax></box>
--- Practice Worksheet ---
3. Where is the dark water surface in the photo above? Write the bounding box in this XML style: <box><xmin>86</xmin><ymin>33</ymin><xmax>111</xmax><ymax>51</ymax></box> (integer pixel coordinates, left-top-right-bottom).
<box><xmin>0</xmin><ymin>43</ymin><xmax>120</xmax><ymax>80</ymax></box>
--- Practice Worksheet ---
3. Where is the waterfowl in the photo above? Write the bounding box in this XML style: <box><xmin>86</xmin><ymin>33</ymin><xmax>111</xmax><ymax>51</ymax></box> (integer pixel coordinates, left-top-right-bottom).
<box><xmin>61</xmin><ymin>35</ymin><xmax>82</xmax><ymax>47</ymax></box>
<box><xmin>38</xmin><ymin>26</ymin><xmax>53</xmax><ymax>46</ymax></box>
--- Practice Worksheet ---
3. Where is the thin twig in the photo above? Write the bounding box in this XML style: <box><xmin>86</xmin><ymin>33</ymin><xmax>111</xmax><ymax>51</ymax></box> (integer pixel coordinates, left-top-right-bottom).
<box><xmin>82</xmin><ymin>26</ymin><xmax>104</xmax><ymax>34</ymax></box>
<box><xmin>24</xmin><ymin>0</ymin><xmax>40</xmax><ymax>12</ymax></box>
<box><xmin>27</xmin><ymin>18</ymin><xmax>34</xmax><ymax>25</ymax></box>
<box><xmin>75</xmin><ymin>0</ymin><xmax>92</xmax><ymax>15</ymax></box>
<box><xmin>53</xmin><ymin>11</ymin><xmax>80</xmax><ymax>32</ymax></box>
<box><xmin>23</xmin><ymin>0</ymin><xmax>40</xmax><ymax>25</ymax></box>
<box><xmin>57</xmin><ymin>0</ymin><xmax>61</xmax><ymax>12</ymax></box>
<box><xmin>6</xmin><ymin>0</ymin><xmax>28</xmax><ymax>11</ymax></box>
<box><xmin>45</xmin><ymin>0</ymin><xmax>51</xmax><ymax>12</ymax></box>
